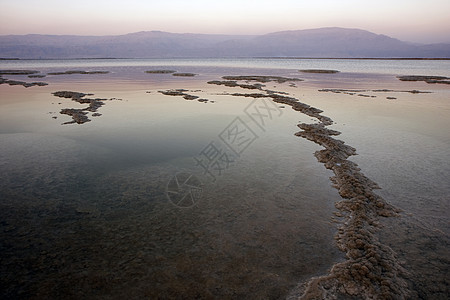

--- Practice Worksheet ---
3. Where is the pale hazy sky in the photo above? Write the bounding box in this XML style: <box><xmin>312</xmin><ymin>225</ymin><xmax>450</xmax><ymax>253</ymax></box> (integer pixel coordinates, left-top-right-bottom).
<box><xmin>1</xmin><ymin>0</ymin><xmax>449</xmax><ymax>43</ymax></box>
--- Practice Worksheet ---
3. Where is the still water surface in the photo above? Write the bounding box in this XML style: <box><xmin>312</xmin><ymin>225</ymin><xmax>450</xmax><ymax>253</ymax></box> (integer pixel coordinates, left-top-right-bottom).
<box><xmin>0</xmin><ymin>59</ymin><xmax>449</xmax><ymax>298</ymax></box>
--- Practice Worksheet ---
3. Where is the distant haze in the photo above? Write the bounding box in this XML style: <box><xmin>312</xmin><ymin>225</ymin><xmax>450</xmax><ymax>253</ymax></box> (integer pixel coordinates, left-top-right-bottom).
<box><xmin>1</xmin><ymin>0</ymin><xmax>450</xmax><ymax>44</ymax></box>
<box><xmin>1</xmin><ymin>28</ymin><xmax>449</xmax><ymax>59</ymax></box>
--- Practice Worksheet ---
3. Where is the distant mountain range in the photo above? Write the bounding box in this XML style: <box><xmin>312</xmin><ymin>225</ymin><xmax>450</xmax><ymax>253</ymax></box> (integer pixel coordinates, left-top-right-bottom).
<box><xmin>1</xmin><ymin>27</ymin><xmax>449</xmax><ymax>59</ymax></box>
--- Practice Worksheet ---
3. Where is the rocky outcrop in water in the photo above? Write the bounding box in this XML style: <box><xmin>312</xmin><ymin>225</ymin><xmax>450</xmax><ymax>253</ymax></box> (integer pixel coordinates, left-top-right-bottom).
<box><xmin>0</xmin><ymin>70</ymin><xmax>48</xmax><ymax>87</ymax></box>
<box><xmin>207</xmin><ymin>80</ymin><xmax>264</xmax><ymax>90</ymax></box>
<box><xmin>0</xmin><ymin>70</ymin><xmax>40</xmax><ymax>75</ymax></box>
<box><xmin>0</xmin><ymin>77</ymin><xmax>48</xmax><ymax>87</ymax></box>
<box><xmin>198</xmin><ymin>75</ymin><xmax>411</xmax><ymax>299</ymax></box>
<box><xmin>222</xmin><ymin>75</ymin><xmax>303</xmax><ymax>83</ymax></box>
<box><xmin>47</xmin><ymin>70</ymin><xmax>109</xmax><ymax>75</ymax></box>
<box><xmin>299</xmin><ymin>69</ymin><xmax>340</xmax><ymax>73</ymax></box>
<box><xmin>145</xmin><ymin>70</ymin><xmax>176</xmax><ymax>74</ymax></box>
<box><xmin>397</xmin><ymin>75</ymin><xmax>450</xmax><ymax>84</ymax></box>
<box><xmin>52</xmin><ymin>91</ymin><xmax>119</xmax><ymax>124</ymax></box>
<box><xmin>172</xmin><ymin>73</ymin><xmax>197</xmax><ymax>77</ymax></box>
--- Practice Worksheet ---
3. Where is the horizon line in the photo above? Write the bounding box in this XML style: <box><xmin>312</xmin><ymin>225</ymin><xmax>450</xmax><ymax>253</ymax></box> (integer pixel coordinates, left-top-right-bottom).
<box><xmin>2</xmin><ymin>57</ymin><xmax>450</xmax><ymax>61</ymax></box>
<box><xmin>2</xmin><ymin>27</ymin><xmax>449</xmax><ymax>45</ymax></box>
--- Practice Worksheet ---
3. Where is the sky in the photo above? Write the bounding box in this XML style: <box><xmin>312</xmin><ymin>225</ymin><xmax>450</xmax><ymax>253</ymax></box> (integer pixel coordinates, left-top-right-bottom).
<box><xmin>1</xmin><ymin>0</ymin><xmax>449</xmax><ymax>43</ymax></box>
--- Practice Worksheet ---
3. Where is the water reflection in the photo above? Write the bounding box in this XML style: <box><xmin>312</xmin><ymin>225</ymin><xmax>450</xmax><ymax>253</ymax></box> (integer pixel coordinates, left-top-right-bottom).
<box><xmin>1</xmin><ymin>62</ymin><xmax>449</xmax><ymax>298</ymax></box>
<box><xmin>0</xmin><ymin>75</ymin><xmax>343</xmax><ymax>298</ymax></box>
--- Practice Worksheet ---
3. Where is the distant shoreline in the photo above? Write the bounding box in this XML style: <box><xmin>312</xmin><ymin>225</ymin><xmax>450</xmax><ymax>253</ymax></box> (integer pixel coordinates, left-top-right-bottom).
<box><xmin>1</xmin><ymin>57</ymin><xmax>450</xmax><ymax>61</ymax></box>
<box><xmin>259</xmin><ymin>57</ymin><xmax>450</xmax><ymax>60</ymax></box>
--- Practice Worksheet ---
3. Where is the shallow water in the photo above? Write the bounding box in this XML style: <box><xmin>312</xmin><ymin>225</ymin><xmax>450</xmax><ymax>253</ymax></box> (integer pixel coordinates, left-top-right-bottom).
<box><xmin>1</xmin><ymin>59</ymin><xmax>449</xmax><ymax>298</ymax></box>
<box><xmin>2</xmin><ymin>57</ymin><xmax>450</xmax><ymax>76</ymax></box>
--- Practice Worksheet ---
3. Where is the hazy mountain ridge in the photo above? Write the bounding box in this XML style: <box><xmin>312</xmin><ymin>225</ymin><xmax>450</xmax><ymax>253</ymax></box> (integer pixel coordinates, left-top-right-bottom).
<box><xmin>1</xmin><ymin>27</ymin><xmax>449</xmax><ymax>58</ymax></box>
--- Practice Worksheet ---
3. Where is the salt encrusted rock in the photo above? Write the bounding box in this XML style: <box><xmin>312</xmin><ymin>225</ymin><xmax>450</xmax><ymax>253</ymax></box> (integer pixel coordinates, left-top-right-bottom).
<box><xmin>172</xmin><ymin>73</ymin><xmax>197</xmax><ymax>77</ymax></box>
<box><xmin>397</xmin><ymin>75</ymin><xmax>450</xmax><ymax>84</ymax></box>
<box><xmin>299</xmin><ymin>69</ymin><xmax>340</xmax><ymax>74</ymax></box>
<box><xmin>0</xmin><ymin>70</ymin><xmax>40</xmax><ymax>75</ymax></box>
<box><xmin>145</xmin><ymin>70</ymin><xmax>176</xmax><ymax>74</ymax></box>
<box><xmin>47</xmin><ymin>70</ymin><xmax>109</xmax><ymax>75</ymax></box>
<box><xmin>52</xmin><ymin>91</ymin><xmax>117</xmax><ymax>125</ymax></box>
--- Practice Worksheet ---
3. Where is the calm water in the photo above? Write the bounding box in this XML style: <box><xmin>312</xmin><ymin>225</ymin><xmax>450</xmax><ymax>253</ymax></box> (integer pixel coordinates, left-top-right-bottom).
<box><xmin>1</xmin><ymin>59</ymin><xmax>449</xmax><ymax>298</ymax></box>
<box><xmin>2</xmin><ymin>58</ymin><xmax>450</xmax><ymax>76</ymax></box>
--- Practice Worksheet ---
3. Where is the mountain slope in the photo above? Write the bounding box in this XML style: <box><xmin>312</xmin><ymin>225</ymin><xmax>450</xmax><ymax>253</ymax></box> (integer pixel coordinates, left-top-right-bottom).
<box><xmin>252</xmin><ymin>28</ymin><xmax>417</xmax><ymax>57</ymax></box>
<box><xmin>0</xmin><ymin>27</ymin><xmax>449</xmax><ymax>58</ymax></box>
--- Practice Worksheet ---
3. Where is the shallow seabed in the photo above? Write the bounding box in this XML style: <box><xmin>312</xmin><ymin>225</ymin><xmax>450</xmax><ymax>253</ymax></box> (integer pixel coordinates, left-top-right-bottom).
<box><xmin>0</xmin><ymin>60</ymin><xmax>449</xmax><ymax>299</ymax></box>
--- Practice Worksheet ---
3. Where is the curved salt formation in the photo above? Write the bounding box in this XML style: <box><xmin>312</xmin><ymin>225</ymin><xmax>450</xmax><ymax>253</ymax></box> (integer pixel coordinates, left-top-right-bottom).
<box><xmin>218</xmin><ymin>77</ymin><xmax>411</xmax><ymax>299</ymax></box>
<box><xmin>294</xmin><ymin>123</ymin><xmax>410</xmax><ymax>299</ymax></box>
